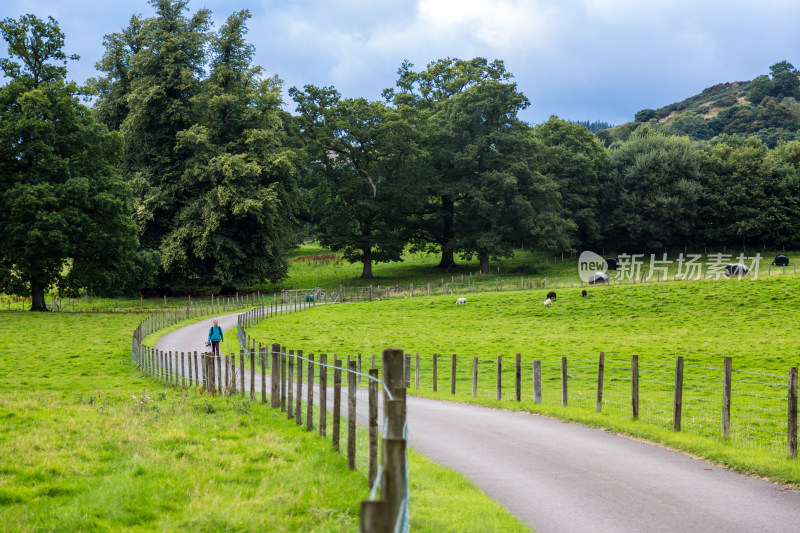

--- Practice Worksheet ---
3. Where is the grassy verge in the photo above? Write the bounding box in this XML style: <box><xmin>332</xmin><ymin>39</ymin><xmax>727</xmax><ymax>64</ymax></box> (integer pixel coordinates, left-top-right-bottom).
<box><xmin>0</xmin><ymin>311</ymin><xmax>531</xmax><ymax>531</ymax></box>
<box><xmin>0</xmin><ymin>311</ymin><xmax>364</xmax><ymax>531</ymax></box>
<box><xmin>247</xmin><ymin>276</ymin><xmax>800</xmax><ymax>485</ymax></box>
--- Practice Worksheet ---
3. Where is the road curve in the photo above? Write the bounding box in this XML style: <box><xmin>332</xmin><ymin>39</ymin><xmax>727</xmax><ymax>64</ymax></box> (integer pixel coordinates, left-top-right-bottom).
<box><xmin>155</xmin><ymin>312</ymin><xmax>800</xmax><ymax>533</ymax></box>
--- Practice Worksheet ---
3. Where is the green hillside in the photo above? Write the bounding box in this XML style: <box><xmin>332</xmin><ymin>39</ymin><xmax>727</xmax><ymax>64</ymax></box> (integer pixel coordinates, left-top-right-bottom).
<box><xmin>596</xmin><ymin>61</ymin><xmax>800</xmax><ymax>147</ymax></box>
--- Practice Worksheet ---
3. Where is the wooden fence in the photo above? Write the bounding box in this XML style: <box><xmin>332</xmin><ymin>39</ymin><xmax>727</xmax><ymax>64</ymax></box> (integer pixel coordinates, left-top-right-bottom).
<box><xmin>237</xmin><ymin>290</ymin><xmax>799</xmax><ymax>459</ymax></box>
<box><xmin>396</xmin><ymin>351</ymin><xmax>798</xmax><ymax>458</ymax></box>
<box><xmin>132</xmin><ymin>305</ymin><xmax>410</xmax><ymax>533</ymax></box>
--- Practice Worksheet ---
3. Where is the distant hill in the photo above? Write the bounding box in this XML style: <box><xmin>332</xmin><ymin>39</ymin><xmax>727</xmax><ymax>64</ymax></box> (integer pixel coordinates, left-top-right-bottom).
<box><xmin>595</xmin><ymin>61</ymin><xmax>800</xmax><ymax>147</ymax></box>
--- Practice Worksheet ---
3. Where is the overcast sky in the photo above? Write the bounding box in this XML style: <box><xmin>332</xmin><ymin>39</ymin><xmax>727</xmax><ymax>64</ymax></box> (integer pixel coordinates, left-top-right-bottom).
<box><xmin>3</xmin><ymin>0</ymin><xmax>800</xmax><ymax>125</ymax></box>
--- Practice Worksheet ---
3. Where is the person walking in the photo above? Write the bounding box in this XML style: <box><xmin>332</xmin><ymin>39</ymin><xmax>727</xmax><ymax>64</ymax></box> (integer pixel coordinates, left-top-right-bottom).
<box><xmin>208</xmin><ymin>319</ymin><xmax>223</xmax><ymax>356</ymax></box>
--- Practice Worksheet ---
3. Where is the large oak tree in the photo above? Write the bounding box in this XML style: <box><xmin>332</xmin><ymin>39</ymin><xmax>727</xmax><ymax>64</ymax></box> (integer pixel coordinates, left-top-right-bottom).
<box><xmin>0</xmin><ymin>15</ymin><xmax>139</xmax><ymax>310</ymax></box>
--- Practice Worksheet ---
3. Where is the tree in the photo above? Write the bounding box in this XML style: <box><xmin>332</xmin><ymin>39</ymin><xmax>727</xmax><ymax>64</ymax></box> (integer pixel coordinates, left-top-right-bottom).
<box><xmin>167</xmin><ymin>10</ymin><xmax>299</xmax><ymax>288</ymax></box>
<box><xmin>746</xmin><ymin>62</ymin><xmax>800</xmax><ymax>103</ymax></box>
<box><xmin>635</xmin><ymin>109</ymin><xmax>657</xmax><ymax>122</ymax></box>
<box><xmin>722</xmin><ymin>107</ymin><xmax>756</xmax><ymax>134</ymax></box>
<box><xmin>0</xmin><ymin>15</ymin><xmax>139</xmax><ymax>310</ymax></box>
<box><xmin>702</xmin><ymin>137</ymin><xmax>775</xmax><ymax>248</ymax></box>
<box><xmin>435</xmin><ymin>87</ymin><xmax>571</xmax><ymax>272</ymax></box>
<box><xmin>385</xmin><ymin>57</ymin><xmax>515</xmax><ymax>269</ymax></box>
<box><xmin>746</xmin><ymin>75</ymin><xmax>772</xmax><ymax>104</ymax></box>
<box><xmin>767</xmin><ymin>141</ymin><xmax>800</xmax><ymax>247</ymax></box>
<box><xmin>94</xmin><ymin>0</ymin><xmax>211</xmax><ymax>287</ymax></box>
<box><xmin>89</xmin><ymin>17</ymin><xmax>142</xmax><ymax>130</ymax></box>
<box><xmin>291</xmin><ymin>85</ymin><xmax>419</xmax><ymax>278</ymax></box>
<box><xmin>532</xmin><ymin>117</ymin><xmax>610</xmax><ymax>249</ymax></box>
<box><xmin>603</xmin><ymin>126</ymin><xmax>704</xmax><ymax>251</ymax></box>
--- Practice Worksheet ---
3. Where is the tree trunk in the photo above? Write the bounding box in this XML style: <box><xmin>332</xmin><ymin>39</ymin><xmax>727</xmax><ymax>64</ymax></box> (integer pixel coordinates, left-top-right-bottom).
<box><xmin>438</xmin><ymin>196</ymin><xmax>456</xmax><ymax>269</ymax></box>
<box><xmin>361</xmin><ymin>247</ymin><xmax>373</xmax><ymax>279</ymax></box>
<box><xmin>479</xmin><ymin>252</ymin><xmax>490</xmax><ymax>274</ymax></box>
<box><xmin>30</xmin><ymin>281</ymin><xmax>48</xmax><ymax>312</ymax></box>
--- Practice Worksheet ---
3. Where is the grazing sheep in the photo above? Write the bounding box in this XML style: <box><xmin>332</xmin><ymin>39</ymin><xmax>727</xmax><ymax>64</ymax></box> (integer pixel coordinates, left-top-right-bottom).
<box><xmin>455</xmin><ymin>297</ymin><xmax>467</xmax><ymax>306</ymax></box>
<box><xmin>582</xmin><ymin>289</ymin><xmax>588</xmax><ymax>297</ymax></box>
<box><xmin>543</xmin><ymin>298</ymin><xmax>552</xmax><ymax>307</ymax></box>
<box><xmin>547</xmin><ymin>291</ymin><xmax>557</xmax><ymax>300</ymax></box>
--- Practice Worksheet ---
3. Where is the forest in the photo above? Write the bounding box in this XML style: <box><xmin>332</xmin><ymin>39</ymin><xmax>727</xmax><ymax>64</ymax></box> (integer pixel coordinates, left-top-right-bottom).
<box><xmin>3</xmin><ymin>1</ymin><xmax>800</xmax><ymax>310</ymax></box>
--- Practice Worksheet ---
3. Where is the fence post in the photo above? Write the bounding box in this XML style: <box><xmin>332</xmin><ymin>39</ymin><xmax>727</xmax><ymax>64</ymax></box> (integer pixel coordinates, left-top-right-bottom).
<box><xmin>631</xmin><ymin>354</ymin><xmax>639</xmax><ymax>419</ymax></box>
<box><xmin>347</xmin><ymin>361</ymin><xmax>357</xmax><ymax>470</ymax></box>
<box><xmin>280</xmin><ymin>345</ymin><xmax>286</xmax><ymax>411</ymax></box>
<box><xmin>404</xmin><ymin>354</ymin><xmax>411</xmax><ymax>388</ymax></box>
<box><xmin>533</xmin><ymin>360</ymin><xmax>542</xmax><ymax>404</ymax></box>
<box><xmin>240</xmin><ymin>351</ymin><xmax>246</xmax><ymax>396</ymax></box>
<box><xmin>515</xmin><ymin>353</ymin><xmax>521</xmax><ymax>402</ymax></box>
<box><xmin>180</xmin><ymin>352</ymin><xmax>186</xmax><ymax>388</ymax></box>
<box><xmin>361</xmin><ymin>502</ymin><xmax>388</xmax><ymax>533</ymax></box>
<box><xmin>333</xmin><ymin>359</ymin><xmax>341</xmax><ymax>451</ymax></box>
<box><xmin>561</xmin><ymin>356</ymin><xmax>568</xmax><ymax>407</ymax></box>
<box><xmin>216</xmin><ymin>353</ymin><xmax>223</xmax><ymax>394</ymax></box>
<box><xmin>381</xmin><ymin>348</ymin><xmax>407</xmax><ymax>532</ymax></box>
<box><xmin>472</xmin><ymin>357</ymin><xmax>478</xmax><ymax>397</ymax></box>
<box><xmin>287</xmin><ymin>351</ymin><xmax>295</xmax><ymax>419</ymax></box>
<box><xmin>270</xmin><ymin>344</ymin><xmax>281</xmax><ymax>408</ymax></box>
<box><xmin>433</xmin><ymin>353</ymin><xmax>438</xmax><ymax>392</ymax></box>
<box><xmin>250</xmin><ymin>348</ymin><xmax>256</xmax><ymax>401</ymax></box>
<box><xmin>368</xmin><ymin>368</ymin><xmax>379</xmax><ymax>487</ymax></box>
<box><xmin>208</xmin><ymin>353</ymin><xmax>217</xmax><ymax>394</ymax></box>
<box><xmin>168</xmin><ymin>351</ymin><xmax>173</xmax><ymax>384</ymax></box>
<box><xmin>307</xmin><ymin>354</ymin><xmax>315</xmax><ymax>431</ymax></box>
<box><xmin>261</xmin><ymin>344</ymin><xmax>266</xmax><ymax>403</ymax></box>
<box><xmin>188</xmin><ymin>349</ymin><xmax>193</xmax><ymax>386</ymax></box>
<box><xmin>320</xmin><ymin>354</ymin><xmax>328</xmax><ymax>437</ymax></box>
<box><xmin>451</xmin><ymin>354</ymin><xmax>456</xmax><ymax>395</ymax></box>
<box><xmin>296</xmin><ymin>350</ymin><xmax>304</xmax><ymax>426</ymax></box>
<box><xmin>673</xmin><ymin>356</ymin><xmax>684</xmax><ymax>431</ymax></box>
<box><xmin>722</xmin><ymin>357</ymin><xmax>732</xmax><ymax>438</ymax></box>
<box><xmin>496</xmin><ymin>356</ymin><xmax>502</xmax><ymax>401</ymax></box>
<box><xmin>789</xmin><ymin>367</ymin><xmax>798</xmax><ymax>458</ymax></box>
<box><xmin>193</xmin><ymin>351</ymin><xmax>199</xmax><ymax>388</ymax></box>
<box><xmin>415</xmin><ymin>353</ymin><xmax>420</xmax><ymax>390</ymax></box>
<box><xmin>596</xmin><ymin>351</ymin><xmax>604</xmax><ymax>412</ymax></box>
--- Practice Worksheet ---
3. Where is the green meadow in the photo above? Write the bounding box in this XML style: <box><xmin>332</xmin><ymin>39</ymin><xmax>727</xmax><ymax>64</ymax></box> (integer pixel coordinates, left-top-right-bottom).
<box><xmin>248</xmin><ymin>275</ymin><xmax>800</xmax><ymax>485</ymax></box>
<box><xmin>264</xmin><ymin>242</ymin><xmax>799</xmax><ymax>292</ymax></box>
<box><xmin>0</xmin><ymin>311</ymin><xmax>529</xmax><ymax>532</ymax></box>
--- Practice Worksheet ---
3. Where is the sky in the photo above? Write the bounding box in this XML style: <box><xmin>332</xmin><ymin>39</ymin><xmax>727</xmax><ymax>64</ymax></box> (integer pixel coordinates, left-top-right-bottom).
<box><xmin>3</xmin><ymin>0</ymin><xmax>800</xmax><ymax>125</ymax></box>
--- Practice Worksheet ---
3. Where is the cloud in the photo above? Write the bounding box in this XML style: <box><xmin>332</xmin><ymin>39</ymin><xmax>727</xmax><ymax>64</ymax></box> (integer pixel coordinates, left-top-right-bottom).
<box><xmin>5</xmin><ymin>0</ymin><xmax>800</xmax><ymax>124</ymax></box>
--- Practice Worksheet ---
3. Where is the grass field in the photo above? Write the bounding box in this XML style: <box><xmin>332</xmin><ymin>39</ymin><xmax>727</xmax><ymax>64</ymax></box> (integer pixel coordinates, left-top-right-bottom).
<box><xmin>0</xmin><ymin>311</ymin><xmax>530</xmax><ymax>532</ymax></box>
<box><xmin>261</xmin><ymin>243</ymin><xmax>800</xmax><ymax>292</ymax></box>
<box><xmin>247</xmin><ymin>275</ymin><xmax>800</xmax><ymax>485</ymax></box>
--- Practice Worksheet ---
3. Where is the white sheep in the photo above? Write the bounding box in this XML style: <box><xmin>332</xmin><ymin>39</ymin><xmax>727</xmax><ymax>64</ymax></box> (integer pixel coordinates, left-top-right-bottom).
<box><xmin>455</xmin><ymin>297</ymin><xmax>467</xmax><ymax>306</ymax></box>
<box><xmin>543</xmin><ymin>298</ymin><xmax>552</xmax><ymax>307</ymax></box>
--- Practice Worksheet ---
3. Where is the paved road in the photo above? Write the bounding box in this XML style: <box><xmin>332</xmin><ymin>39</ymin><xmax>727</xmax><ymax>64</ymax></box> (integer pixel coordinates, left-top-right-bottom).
<box><xmin>156</xmin><ymin>312</ymin><xmax>800</xmax><ymax>533</ymax></box>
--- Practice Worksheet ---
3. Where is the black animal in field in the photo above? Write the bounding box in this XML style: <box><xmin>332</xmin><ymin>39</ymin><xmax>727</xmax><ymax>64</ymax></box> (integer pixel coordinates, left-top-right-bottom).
<box><xmin>547</xmin><ymin>291</ymin><xmax>557</xmax><ymax>300</ymax></box>
<box><xmin>582</xmin><ymin>289</ymin><xmax>588</xmax><ymax>297</ymax></box>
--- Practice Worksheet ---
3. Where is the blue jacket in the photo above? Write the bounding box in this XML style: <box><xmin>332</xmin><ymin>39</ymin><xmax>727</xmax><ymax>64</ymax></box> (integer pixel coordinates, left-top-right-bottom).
<box><xmin>208</xmin><ymin>325</ymin><xmax>223</xmax><ymax>342</ymax></box>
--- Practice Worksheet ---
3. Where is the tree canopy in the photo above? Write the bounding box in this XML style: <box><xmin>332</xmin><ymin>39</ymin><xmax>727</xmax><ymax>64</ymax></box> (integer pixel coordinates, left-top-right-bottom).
<box><xmin>93</xmin><ymin>1</ymin><xmax>298</xmax><ymax>290</ymax></box>
<box><xmin>0</xmin><ymin>14</ymin><xmax>139</xmax><ymax>310</ymax></box>
<box><xmin>291</xmin><ymin>86</ymin><xmax>420</xmax><ymax>278</ymax></box>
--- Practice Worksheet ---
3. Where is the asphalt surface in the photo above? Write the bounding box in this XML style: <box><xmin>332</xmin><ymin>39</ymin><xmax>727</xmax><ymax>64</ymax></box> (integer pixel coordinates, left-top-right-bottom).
<box><xmin>156</xmin><ymin>312</ymin><xmax>800</xmax><ymax>533</ymax></box>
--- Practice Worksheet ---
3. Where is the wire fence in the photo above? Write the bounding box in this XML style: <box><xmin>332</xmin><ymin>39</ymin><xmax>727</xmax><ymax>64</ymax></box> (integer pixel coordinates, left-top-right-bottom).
<box><xmin>236</xmin><ymin>294</ymin><xmax>799</xmax><ymax>461</ymax></box>
<box><xmin>399</xmin><ymin>351</ymin><xmax>797</xmax><ymax>456</ymax></box>
<box><xmin>129</xmin><ymin>284</ymin><xmax>798</xmax><ymax>530</ymax></box>
<box><xmin>131</xmin><ymin>302</ymin><xmax>409</xmax><ymax>533</ymax></box>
